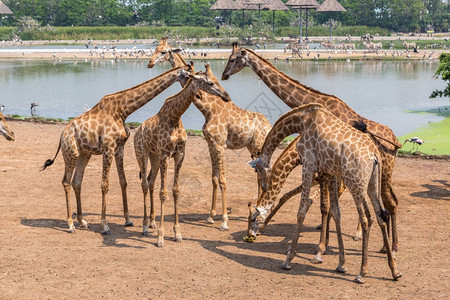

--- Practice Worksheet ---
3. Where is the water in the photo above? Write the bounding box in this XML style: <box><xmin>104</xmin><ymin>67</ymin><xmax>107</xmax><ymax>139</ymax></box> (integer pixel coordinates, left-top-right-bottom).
<box><xmin>0</xmin><ymin>59</ymin><xmax>446</xmax><ymax>136</ymax></box>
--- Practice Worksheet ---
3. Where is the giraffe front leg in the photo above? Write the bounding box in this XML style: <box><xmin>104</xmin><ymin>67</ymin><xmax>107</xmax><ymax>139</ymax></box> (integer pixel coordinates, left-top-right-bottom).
<box><xmin>172</xmin><ymin>145</ymin><xmax>185</xmax><ymax>243</ymax></box>
<box><xmin>148</xmin><ymin>154</ymin><xmax>160</xmax><ymax>230</ymax></box>
<box><xmin>157</xmin><ymin>155</ymin><xmax>170</xmax><ymax>247</ymax></box>
<box><xmin>281</xmin><ymin>171</ymin><xmax>314</xmax><ymax>270</ymax></box>
<box><xmin>115</xmin><ymin>146</ymin><xmax>133</xmax><ymax>227</ymax></box>
<box><xmin>217</xmin><ymin>150</ymin><xmax>229</xmax><ymax>231</ymax></box>
<box><xmin>206</xmin><ymin>144</ymin><xmax>220</xmax><ymax>225</ymax></box>
<box><xmin>100</xmin><ymin>152</ymin><xmax>113</xmax><ymax>235</ymax></box>
<box><xmin>62</xmin><ymin>158</ymin><xmax>77</xmax><ymax>233</ymax></box>
<box><xmin>312</xmin><ymin>178</ymin><xmax>330</xmax><ymax>264</ymax></box>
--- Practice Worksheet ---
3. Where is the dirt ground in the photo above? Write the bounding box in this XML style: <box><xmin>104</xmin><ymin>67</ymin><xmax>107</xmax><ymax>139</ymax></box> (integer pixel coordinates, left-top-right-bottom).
<box><xmin>0</xmin><ymin>120</ymin><xmax>449</xmax><ymax>299</ymax></box>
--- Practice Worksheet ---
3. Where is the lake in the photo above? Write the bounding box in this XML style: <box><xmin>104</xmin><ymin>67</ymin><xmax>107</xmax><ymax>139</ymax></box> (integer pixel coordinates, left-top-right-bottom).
<box><xmin>0</xmin><ymin>58</ymin><xmax>446</xmax><ymax>136</ymax></box>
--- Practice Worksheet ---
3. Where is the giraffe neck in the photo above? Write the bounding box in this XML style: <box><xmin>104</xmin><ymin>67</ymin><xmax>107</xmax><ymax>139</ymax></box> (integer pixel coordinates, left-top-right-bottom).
<box><xmin>246</xmin><ymin>49</ymin><xmax>402</xmax><ymax>149</ymax></box>
<box><xmin>100</xmin><ymin>67</ymin><xmax>183</xmax><ymax>121</ymax></box>
<box><xmin>259</xmin><ymin>108</ymin><xmax>312</xmax><ymax>166</ymax></box>
<box><xmin>257</xmin><ymin>137</ymin><xmax>301</xmax><ymax>209</ymax></box>
<box><xmin>172</xmin><ymin>53</ymin><xmax>188</xmax><ymax>68</ymax></box>
<box><xmin>246</xmin><ymin>50</ymin><xmax>324</xmax><ymax>109</ymax></box>
<box><xmin>158</xmin><ymin>79</ymin><xmax>197</xmax><ymax>121</ymax></box>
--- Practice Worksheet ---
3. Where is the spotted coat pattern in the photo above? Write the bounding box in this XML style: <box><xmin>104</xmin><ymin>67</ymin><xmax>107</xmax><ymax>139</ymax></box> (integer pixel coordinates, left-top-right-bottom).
<box><xmin>147</xmin><ymin>38</ymin><xmax>272</xmax><ymax>231</ymax></box>
<box><xmin>222</xmin><ymin>43</ymin><xmax>401</xmax><ymax>253</ymax></box>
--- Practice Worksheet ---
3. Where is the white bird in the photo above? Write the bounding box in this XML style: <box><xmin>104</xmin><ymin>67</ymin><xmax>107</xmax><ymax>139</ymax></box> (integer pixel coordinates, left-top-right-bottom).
<box><xmin>0</xmin><ymin>104</ymin><xmax>5</xmax><ymax>111</ymax></box>
<box><xmin>403</xmin><ymin>137</ymin><xmax>424</xmax><ymax>152</ymax></box>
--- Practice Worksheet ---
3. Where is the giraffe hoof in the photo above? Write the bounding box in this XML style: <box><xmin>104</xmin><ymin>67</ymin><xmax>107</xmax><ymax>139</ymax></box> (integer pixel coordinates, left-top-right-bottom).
<box><xmin>175</xmin><ymin>236</ymin><xmax>183</xmax><ymax>243</ymax></box>
<box><xmin>79</xmin><ymin>220</ymin><xmax>89</xmax><ymax>229</ymax></box>
<box><xmin>124</xmin><ymin>221</ymin><xmax>134</xmax><ymax>227</ymax></box>
<box><xmin>150</xmin><ymin>221</ymin><xmax>156</xmax><ymax>229</ymax></box>
<box><xmin>393</xmin><ymin>272</ymin><xmax>402</xmax><ymax>281</ymax></box>
<box><xmin>311</xmin><ymin>255</ymin><xmax>323</xmax><ymax>264</ymax></box>
<box><xmin>101</xmin><ymin>229</ymin><xmax>111</xmax><ymax>235</ymax></box>
<box><xmin>315</xmin><ymin>224</ymin><xmax>322</xmax><ymax>230</ymax></box>
<box><xmin>67</xmin><ymin>228</ymin><xmax>76</xmax><ymax>234</ymax></box>
<box><xmin>281</xmin><ymin>261</ymin><xmax>292</xmax><ymax>270</ymax></box>
<box><xmin>335</xmin><ymin>265</ymin><xmax>347</xmax><ymax>273</ymax></box>
<box><xmin>353</xmin><ymin>235</ymin><xmax>362</xmax><ymax>241</ymax></box>
<box><xmin>206</xmin><ymin>217</ymin><xmax>215</xmax><ymax>224</ymax></box>
<box><xmin>220</xmin><ymin>224</ymin><xmax>229</xmax><ymax>231</ymax></box>
<box><xmin>157</xmin><ymin>240</ymin><xmax>165</xmax><ymax>247</ymax></box>
<box><xmin>142</xmin><ymin>229</ymin><xmax>149</xmax><ymax>236</ymax></box>
<box><xmin>354</xmin><ymin>275</ymin><xmax>365</xmax><ymax>284</ymax></box>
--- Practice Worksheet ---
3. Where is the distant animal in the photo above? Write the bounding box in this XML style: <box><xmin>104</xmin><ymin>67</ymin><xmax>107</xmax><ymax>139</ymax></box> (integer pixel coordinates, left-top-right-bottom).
<box><xmin>30</xmin><ymin>102</ymin><xmax>39</xmax><ymax>116</ymax></box>
<box><xmin>0</xmin><ymin>104</ymin><xmax>5</xmax><ymax>111</ymax></box>
<box><xmin>402</xmin><ymin>41</ymin><xmax>416</xmax><ymax>50</ymax></box>
<box><xmin>403</xmin><ymin>137</ymin><xmax>424</xmax><ymax>152</ymax></box>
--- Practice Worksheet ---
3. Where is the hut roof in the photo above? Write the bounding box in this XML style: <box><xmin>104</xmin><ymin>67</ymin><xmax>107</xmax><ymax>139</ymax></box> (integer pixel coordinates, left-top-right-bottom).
<box><xmin>316</xmin><ymin>0</ymin><xmax>346</xmax><ymax>12</ymax></box>
<box><xmin>210</xmin><ymin>0</ymin><xmax>239</xmax><ymax>10</ymax></box>
<box><xmin>236</xmin><ymin>0</ymin><xmax>288</xmax><ymax>11</ymax></box>
<box><xmin>0</xmin><ymin>1</ymin><xmax>13</xmax><ymax>14</ymax></box>
<box><xmin>286</xmin><ymin>0</ymin><xmax>319</xmax><ymax>9</ymax></box>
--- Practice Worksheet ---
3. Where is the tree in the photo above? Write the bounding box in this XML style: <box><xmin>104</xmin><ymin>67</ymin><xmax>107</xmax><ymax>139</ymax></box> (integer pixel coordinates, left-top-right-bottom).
<box><xmin>430</xmin><ymin>53</ymin><xmax>450</xmax><ymax>99</ymax></box>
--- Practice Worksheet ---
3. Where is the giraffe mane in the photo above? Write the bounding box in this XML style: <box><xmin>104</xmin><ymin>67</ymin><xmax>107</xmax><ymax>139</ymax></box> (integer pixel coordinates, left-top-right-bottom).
<box><xmin>271</xmin><ymin>103</ymin><xmax>326</xmax><ymax>132</ymax></box>
<box><xmin>244</xmin><ymin>48</ymin><xmax>337</xmax><ymax>98</ymax></box>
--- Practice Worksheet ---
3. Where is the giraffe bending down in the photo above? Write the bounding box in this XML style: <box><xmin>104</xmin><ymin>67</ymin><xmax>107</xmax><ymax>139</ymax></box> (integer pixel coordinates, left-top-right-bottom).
<box><xmin>250</xmin><ymin>104</ymin><xmax>401</xmax><ymax>284</ymax></box>
<box><xmin>134</xmin><ymin>65</ymin><xmax>231</xmax><ymax>247</ymax></box>
<box><xmin>222</xmin><ymin>42</ymin><xmax>402</xmax><ymax>254</ymax></box>
<box><xmin>0</xmin><ymin>112</ymin><xmax>15</xmax><ymax>141</ymax></box>
<box><xmin>147</xmin><ymin>37</ymin><xmax>272</xmax><ymax>230</ymax></box>
<box><xmin>42</xmin><ymin>66</ymin><xmax>194</xmax><ymax>235</ymax></box>
<box><xmin>246</xmin><ymin>134</ymin><xmax>346</xmax><ymax>265</ymax></box>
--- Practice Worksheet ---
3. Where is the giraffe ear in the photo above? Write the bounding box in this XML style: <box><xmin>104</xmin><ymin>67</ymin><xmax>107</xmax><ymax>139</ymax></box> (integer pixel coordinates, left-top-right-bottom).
<box><xmin>240</xmin><ymin>49</ymin><xmax>246</xmax><ymax>56</ymax></box>
<box><xmin>232</xmin><ymin>41</ymin><xmax>239</xmax><ymax>52</ymax></box>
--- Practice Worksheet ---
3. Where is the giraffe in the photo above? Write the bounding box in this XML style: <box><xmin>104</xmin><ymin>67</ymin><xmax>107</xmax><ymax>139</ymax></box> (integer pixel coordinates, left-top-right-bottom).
<box><xmin>250</xmin><ymin>104</ymin><xmax>402</xmax><ymax>284</ymax></box>
<box><xmin>42</xmin><ymin>65</ymin><xmax>194</xmax><ymax>235</ymax></box>
<box><xmin>222</xmin><ymin>42</ymin><xmax>402</xmax><ymax>254</ymax></box>
<box><xmin>0</xmin><ymin>112</ymin><xmax>15</xmax><ymax>141</ymax></box>
<box><xmin>147</xmin><ymin>37</ymin><xmax>272</xmax><ymax>230</ymax></box>
<box><xmin>134</xmin><ymin>65</ymin><xmax>231</xmax><ymax>247</ymax></box>
<box><xmin>245</xmin><ymin>134</ymin><xmax>346</xmax><ymax>265</ymax></box>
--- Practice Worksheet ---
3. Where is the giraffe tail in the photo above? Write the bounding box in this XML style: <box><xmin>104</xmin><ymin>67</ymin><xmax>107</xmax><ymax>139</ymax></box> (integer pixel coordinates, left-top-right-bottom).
<box><xmin>41</xmin><ymin>136</ymin><xmax>62</xmax><ymax>171</ymax></box>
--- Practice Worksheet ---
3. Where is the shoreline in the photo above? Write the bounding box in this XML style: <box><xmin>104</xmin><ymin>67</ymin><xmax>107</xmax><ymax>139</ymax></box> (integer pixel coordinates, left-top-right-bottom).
<box><xmin>0</xmin><ymin>48</ymin><xmax>446</xmax><ymax>61</ymax></box>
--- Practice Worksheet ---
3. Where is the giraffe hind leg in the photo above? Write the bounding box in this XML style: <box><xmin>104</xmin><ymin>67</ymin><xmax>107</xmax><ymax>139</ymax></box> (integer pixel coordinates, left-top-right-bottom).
<box><xmin>115</xmin><ymin>146</ymin><xmax>133</xmax><ymax>227</ymax></box>
<box><xmin>71</xmin><ymin>153</ymin><xmax>91</xmax><ymax>229</ymax></box>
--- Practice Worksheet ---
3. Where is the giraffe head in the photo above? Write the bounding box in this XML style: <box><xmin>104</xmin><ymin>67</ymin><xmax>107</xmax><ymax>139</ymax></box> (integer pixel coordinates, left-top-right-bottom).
<box><xmin>0</xmin><ymin>112</ymin><xmax>15</xmax><ymax>141</ymax></box>
<box><xmin>246</xmin><ymin>202</ymin><xmax>270</xmax><ymax>239</ymax></box>
<box><xmin>185</xmin><ymin>64</ymin><xmax>231</xmax><ymax>102</ymax></box>
<box><xmin>222</xmin><ymin>42</ymin><xmax>249</xmax><ymax>80</ymax></box>
<box><xmin>147</xmin><ymin>37</ymin><xmax>182</xmax><ymax>68</ymax></box>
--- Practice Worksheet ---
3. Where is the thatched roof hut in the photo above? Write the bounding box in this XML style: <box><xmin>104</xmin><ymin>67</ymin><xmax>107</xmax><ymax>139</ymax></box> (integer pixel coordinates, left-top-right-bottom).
<box><xmin>286</xmin><ymin>0</ymin><xmax>319</xmax><ymax>9</ymax></box>
<box><xmin>0</xmin><ymin>1</ymin><xmax>13</xmax><ymax>15</ymax></box>
<box><xmin>316</xmin><ymin>0</ymin><xmax>346</xmax><ymax>12</ymax></box>
<box><xmin>210</xmin><ymin>0</ymin><xmax>240</xmax><ymax>10</ymax></box>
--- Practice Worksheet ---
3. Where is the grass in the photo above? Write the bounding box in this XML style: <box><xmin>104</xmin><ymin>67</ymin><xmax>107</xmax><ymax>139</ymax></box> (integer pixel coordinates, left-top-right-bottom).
<box><xmin>398</xmin><ymin>106</ymin><xmax>450</xmax><ymax>155</ymax></box>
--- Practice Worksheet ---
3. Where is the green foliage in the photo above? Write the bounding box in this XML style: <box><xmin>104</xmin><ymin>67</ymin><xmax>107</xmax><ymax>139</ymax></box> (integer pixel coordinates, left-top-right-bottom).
<box><xmin>430</xmin><ymin>53</ymin><xmax>450</xmax><ymax>99</ymax></box>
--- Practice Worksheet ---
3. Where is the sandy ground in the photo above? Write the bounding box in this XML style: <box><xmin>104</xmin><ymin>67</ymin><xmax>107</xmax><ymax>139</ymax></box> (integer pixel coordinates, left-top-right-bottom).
<box><xmin>0</xmin><ymin>120</ymin><xmax>449</xmax><ymax>299</ymax></box>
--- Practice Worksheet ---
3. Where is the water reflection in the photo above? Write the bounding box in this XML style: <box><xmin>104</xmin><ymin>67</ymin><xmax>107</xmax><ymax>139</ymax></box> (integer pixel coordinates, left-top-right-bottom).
<box><xmin>0</xmin><ymin>59</ymin><xmax>446</xmax><ymax>136</ymax></box>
